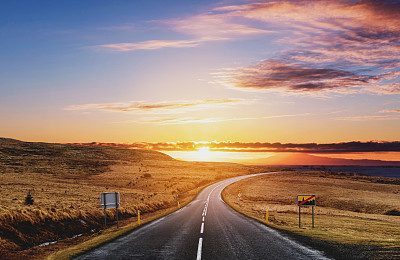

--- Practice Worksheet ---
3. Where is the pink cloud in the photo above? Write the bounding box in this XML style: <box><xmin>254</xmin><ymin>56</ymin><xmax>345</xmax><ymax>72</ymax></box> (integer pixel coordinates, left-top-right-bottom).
<box><xmin>96</xmin><ymin>39</ymin><xmax>203</xmax><ymax>51</ymax></box>
<box><xmin>210</xmin><ymin>0</ymin><xmax>400</xmax><ymax>95</ymax></box>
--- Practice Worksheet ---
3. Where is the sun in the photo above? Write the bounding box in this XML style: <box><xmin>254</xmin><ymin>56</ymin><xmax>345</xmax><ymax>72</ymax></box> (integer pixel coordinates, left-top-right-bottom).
<box><xmin>196</xmin><ymin>147</ymin><xmax>212</xmax><ymax>161</ymax></box>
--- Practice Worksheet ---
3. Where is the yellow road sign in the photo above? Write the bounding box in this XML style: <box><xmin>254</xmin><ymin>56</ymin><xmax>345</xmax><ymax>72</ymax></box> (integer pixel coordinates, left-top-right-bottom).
<box><xmin>297</xmin><ymin>194</ymin><xmax>316</xmax><ymax>206</ymax></box>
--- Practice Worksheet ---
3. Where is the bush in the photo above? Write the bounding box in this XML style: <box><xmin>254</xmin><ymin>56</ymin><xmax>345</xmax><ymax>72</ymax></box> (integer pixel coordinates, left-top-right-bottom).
<box><xmin>384</xmin><ymin>209</ymin><xmax>400</xmax><ymax>216</ymax></box>
<box><xmin>25</xmin><ymin>192</ymin><xmax>34</xmax><ymax>205</ymax></box>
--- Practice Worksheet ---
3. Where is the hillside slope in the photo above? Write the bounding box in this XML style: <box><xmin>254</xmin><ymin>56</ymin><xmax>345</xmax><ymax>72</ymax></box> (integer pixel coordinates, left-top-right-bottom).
<box><xmin>0</xmin><ymin>138</ymin><xmax>173</xmax><ymax>175</ymax></box>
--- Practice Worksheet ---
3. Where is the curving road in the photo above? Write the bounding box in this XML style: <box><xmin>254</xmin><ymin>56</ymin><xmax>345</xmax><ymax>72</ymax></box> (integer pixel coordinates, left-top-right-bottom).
<box><xmin>75</xmin><ymin>172</ymin><xmax>331</xmax><ymax>260</ymax></box>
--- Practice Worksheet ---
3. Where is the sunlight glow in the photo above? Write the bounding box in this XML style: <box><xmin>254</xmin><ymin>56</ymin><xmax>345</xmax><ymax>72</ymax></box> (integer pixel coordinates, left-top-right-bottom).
<box><xmin>196</xmin><ymin>147</ymin><xmax>212</xmax><ymax>161</ymax></box>
<box><xmin>163</xmin><ymin>150</ymin><xmax>275</xmax><ymax>163</ymax></box>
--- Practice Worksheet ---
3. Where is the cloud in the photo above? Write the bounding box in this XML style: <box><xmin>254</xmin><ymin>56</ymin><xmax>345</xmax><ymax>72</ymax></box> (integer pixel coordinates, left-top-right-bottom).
<box><xmin>214</xmin><ymin>60</ymin><xmax>378</xmax><ymax>93</ymax></box>
<box><xmin>96</xmin><ymin>39</ymin><xmax>203</xmax><ymax>51</ymax></box>
<box><xmin>73</xmin><ymin>140</ymin><xmax>400</xmax><ymax>153</ymax></box>
<box><xmin>93</xmin><ymin>1</ymin><xmax>400</xmax><ymax>95</ymax></box>
<box><xmin>133</xmin><ymin>113</ymin><xmax>306</xmax><ymax>125</ymax></box>
<box><xmin>163</xmin><ymin>13</ymin><xmax>273</xmax><ymax>39</ymax></box>
<box><xmin>210</xmin><ymin>0</ymin><xmax>400</xmax><ymax>95</ymax></box>
<box><xmin>65</xmin><ymin>99</ymin><xmax>247</xmax><ymax>113</ymax></box>
<box><xmin>334</xmin><ymin>115</ymin><xmax>396</xmax><ymax>121</ymax></box>
<box><xmin>380</xmin><ymin>109</ymin><xmax>400</xmax><ymax>113</ymax></box>
<box><xmin>94</xmin><ymin>3</ymin><xmax>274</xmax><ymax>51</ymax></box>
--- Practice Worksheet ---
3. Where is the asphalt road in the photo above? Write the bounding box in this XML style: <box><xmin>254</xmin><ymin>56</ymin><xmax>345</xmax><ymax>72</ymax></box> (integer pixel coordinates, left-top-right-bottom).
<box><xmin>75</xmin><ymin>172</ymin><xmax>331</xmax><ymax>260</ymax></box>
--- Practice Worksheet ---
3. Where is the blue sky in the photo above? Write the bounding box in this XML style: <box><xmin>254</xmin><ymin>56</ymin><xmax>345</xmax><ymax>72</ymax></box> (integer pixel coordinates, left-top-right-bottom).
<box><xmin>1</xmin><ymin>0</ymin><xmax>400</xmax><ymax>155</ymax></box>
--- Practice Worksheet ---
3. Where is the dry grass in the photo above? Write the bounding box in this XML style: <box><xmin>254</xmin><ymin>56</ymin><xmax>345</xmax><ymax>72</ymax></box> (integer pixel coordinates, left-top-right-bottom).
<box><xmin>0</xmin><ymin>138</ymin><xmax>270</xmax><ymax>259</ymax></box>
<box><xmin>222</xmin><ymin>171</ymin><xmax>400</xmax><ymax>258</ymax></box>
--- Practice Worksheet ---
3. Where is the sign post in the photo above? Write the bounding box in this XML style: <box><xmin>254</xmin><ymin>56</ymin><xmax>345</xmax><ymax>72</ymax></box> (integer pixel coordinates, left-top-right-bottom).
<box><xmin>101</xmin><ymin>192</ymin><xmax>120</xmax><ymax>229</ymax></box>
<box><xmin>297</xmin><ymin>194</ymin><xmax>316</xmax><ymax>228</ymax></box>
<box><xmin>238</xmin><ymin>190</ymin><xmax>242</xmax><ymax>207</ymax></box>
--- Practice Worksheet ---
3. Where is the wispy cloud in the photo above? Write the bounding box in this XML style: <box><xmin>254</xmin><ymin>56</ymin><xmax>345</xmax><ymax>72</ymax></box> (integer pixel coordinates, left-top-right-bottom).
<box><xmin>65</xmin><ymin>99</ymin><xmax>247</xmax><ymax>113</ymax></box>
<box><xmin>94</xmin><ymin>3</ymin><xmax>274</xmax><ymax>51</ymax></box>
<box><xmin>380</xmin><ymin>109</ymin><xmax>400</xmax><ymax>113</ymax></box>
<box><xmin>334</xmin><ymin>115</ymin><xmax>396</xmax><ymax>121</ymax></box>
<box><xmin>133</xmin><ymin>113</ymin><xmax>306</xmax><ymax>125</ymax></box>
<box><xmin>73</xmin><ymin>140</ymin><xmax>400</xmax><ymax>153</ymax></box>
<box><xmin>96</xmin><ymin>39</ymin><xmax>203</xmax><ymax>51</ymax></box>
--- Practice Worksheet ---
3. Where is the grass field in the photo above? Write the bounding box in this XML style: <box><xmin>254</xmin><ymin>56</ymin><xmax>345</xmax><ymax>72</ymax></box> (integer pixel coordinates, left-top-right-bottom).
<box><xmin>0</xmin><ymin>138</ymin><xmax>271</xmax><ymax>259</ymax></box>
<box><xmin>222</xmin><ymin>171</ymin><xmax>400</xmax><ymax>259</ymax></box>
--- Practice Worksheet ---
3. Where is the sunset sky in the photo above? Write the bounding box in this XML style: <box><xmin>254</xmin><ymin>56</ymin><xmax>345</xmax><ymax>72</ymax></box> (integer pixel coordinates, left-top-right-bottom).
<box><xmin>1</xmin><ymin>0</ymin><xmax>400</xmax><ymax>161</ymax></box>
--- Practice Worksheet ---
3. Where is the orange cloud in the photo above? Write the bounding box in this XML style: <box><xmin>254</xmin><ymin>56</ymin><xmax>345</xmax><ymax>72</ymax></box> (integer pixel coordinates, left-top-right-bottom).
<box><xmin>380</xmin><ymin>109</ymin><xmax>400</xmax><ymax>113</ymax></box>
<box><xmin>334</xmin><ymin>115</ymin><xmax>396</xmax><ymax>121</ymax></box>
<box><xmin>135</xmin><ymin>113</ymin><xmax>306</xmax><ymax>125</ymax></box>
<box><xmin>65</xmin><ymin>99</ymin><xmax>247</xmax><ymax>113</ymax></box>
<box><xmin>73</xmin><ymin>140</ymin><xmax>400</xmax><ymax>153</ymax></box>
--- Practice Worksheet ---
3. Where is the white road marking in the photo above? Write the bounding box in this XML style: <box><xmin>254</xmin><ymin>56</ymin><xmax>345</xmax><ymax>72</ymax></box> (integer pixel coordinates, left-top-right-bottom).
<box><xmin>196</xmin><ymin>237</ymin><xmax>203</xmax><ymax>260</ymax></box>
<box><xmin>195</xmin><ymin>181</ymin><xmax>234</xmax><ymax>260</ymax></box>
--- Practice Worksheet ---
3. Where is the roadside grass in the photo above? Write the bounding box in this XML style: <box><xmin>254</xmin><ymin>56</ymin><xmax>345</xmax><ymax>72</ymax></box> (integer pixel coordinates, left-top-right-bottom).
<box><xmin>222</xmin><ymin>171</ymin><xmax>400</xmax><ymax>258</ymax></box>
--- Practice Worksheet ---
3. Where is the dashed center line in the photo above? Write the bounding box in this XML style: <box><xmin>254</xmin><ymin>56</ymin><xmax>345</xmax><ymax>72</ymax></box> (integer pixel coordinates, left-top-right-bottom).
<box><xmin>196</xmin><ymin>183</ymin><xmax>225</xmax><ymax>260</ymax></box>
<box><xmin>196</xmin><ymin>238</ymin><xmax>203</xmax><ymax>260</ymax></box>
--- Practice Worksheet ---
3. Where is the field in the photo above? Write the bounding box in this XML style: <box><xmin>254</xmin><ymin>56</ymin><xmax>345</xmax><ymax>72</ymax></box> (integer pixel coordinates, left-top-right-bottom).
<box><xmin>0</xmin><ymin>138</ymin><xmax>271</xmax><ymax>259</ymax></box>
<box><xmin>222</xmin><ymin>171</ymin><xmax>400</xmax><ymax>259</ymax></box>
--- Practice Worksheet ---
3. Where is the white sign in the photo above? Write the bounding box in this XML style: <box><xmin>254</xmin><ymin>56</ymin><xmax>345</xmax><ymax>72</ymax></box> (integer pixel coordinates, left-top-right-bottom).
<box><xmin>101</xmin><ymin>192</ymin><xmax>120</xmax><ymax>209</ymax></box>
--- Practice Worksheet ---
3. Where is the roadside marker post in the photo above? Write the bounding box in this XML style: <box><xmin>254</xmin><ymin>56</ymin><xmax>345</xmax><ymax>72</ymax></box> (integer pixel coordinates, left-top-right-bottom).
<box><xmin>138</xmin><ymin>210</ymin><xmax>141</xmax><ymax>225</ymax></box>
<box><xmin>297</xmin><ymin>194</ymin><xmax>316</xmax><ymax>228</ymax></box>
<box><xmin>266</xmin><ymin>210</ymin><xmax>269</xmax><ymax>223</ymax></box>
<box><xmin>101</xmin><ymin>192</ymin><xmax>120</xmax><ymax>229</ymax></box>
<box><xmin>238</xmin><ymin>190</ymin><xmax>242</xmax><ymax>207</ymax></box>
<box><xmin>174</xmin><ymin>193</ymin><xmax>180</xmax><ymax>209</ymax></box>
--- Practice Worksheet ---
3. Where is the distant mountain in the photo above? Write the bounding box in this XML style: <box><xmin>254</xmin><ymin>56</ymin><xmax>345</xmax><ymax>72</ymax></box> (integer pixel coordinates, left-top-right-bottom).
<box><xmin>238</xmin><ymin>153</ymin><xmax>400</xmax><ymax>166</ymax></box>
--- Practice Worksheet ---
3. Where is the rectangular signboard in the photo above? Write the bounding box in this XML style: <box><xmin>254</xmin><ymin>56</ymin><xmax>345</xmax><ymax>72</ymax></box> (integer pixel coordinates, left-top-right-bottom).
<box><xmin>101</xmin><ymin>192</ymin><xmax>120</xmax><ymax>209</ymax></box>
<box><xmin>297</xmin><ymin>194</ymin><xmax>316</xmax><ymax>206</ymax></box>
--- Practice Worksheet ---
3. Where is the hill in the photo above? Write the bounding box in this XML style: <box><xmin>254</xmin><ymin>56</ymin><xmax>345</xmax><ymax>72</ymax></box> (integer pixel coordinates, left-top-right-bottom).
<box><xmin>238</xmin><ymin>153</ymin><xmax>400</xmax><ymax>166</ymax></box>
<box><xmin>0</xmin><ymin>138</ymin><xmax>173</xmax><ymax>175</ymax></box>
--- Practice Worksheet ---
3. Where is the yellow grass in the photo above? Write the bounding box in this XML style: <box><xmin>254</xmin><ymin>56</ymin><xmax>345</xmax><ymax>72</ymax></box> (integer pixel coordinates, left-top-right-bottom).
<box><xmin>222</xmin><ymin>171</ymin><xmax>400</xmax><ymax>249</ymax></box>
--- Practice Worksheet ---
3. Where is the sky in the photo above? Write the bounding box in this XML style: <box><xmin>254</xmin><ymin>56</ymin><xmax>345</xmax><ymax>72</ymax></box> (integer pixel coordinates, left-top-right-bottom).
<box><xmin>1</xmin><ymin>0</ymin><xmax>400</xmax><ymax>161</ymax></box>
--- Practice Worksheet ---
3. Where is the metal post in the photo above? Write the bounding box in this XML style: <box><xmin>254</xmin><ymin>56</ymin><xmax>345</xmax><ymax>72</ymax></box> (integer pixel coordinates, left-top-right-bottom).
<box><xmin>115</xmin><ymin>192</ymin><xmax>119</xmax><ymax>228</ymax></box>
<box><xmin>299</xmin><ymin>206</ymin><xmax>301</xmax><ymax>228</ymax></box>
<box><xmin>312</xmin><ymin>206</ymin><xmax>314</xmax><ymax>228</ymax></box>
<box><xmin>103</xmin><ymin>194</ymin><xmax>107</xmax><ymax>229</ymax></box>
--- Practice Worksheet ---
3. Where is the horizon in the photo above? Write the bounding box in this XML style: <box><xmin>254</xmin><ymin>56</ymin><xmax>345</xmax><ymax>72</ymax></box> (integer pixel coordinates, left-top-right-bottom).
<box><xmin>3</xmin><ymin>137</ymin><xmax>400</xmax><ymax>163</ymax></box>
<box><xmin>1</xmin><ymin>1</ymin><xmax>400</xmax><ymax>162</ymax></box>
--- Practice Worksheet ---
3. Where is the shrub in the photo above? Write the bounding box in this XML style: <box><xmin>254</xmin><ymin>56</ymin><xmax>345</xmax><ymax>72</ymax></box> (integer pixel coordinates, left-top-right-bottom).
<box><xmin>25</xmin><ymin>192</ymin><xmax>34</xmax><ymax>205</ymax></box>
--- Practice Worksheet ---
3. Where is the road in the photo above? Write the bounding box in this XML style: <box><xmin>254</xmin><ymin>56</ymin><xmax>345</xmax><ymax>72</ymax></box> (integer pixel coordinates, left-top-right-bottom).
<box><xmin>75</xmin><ymin>172</ymin><xmax>331</xmax><ymax>260</ymax></box>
